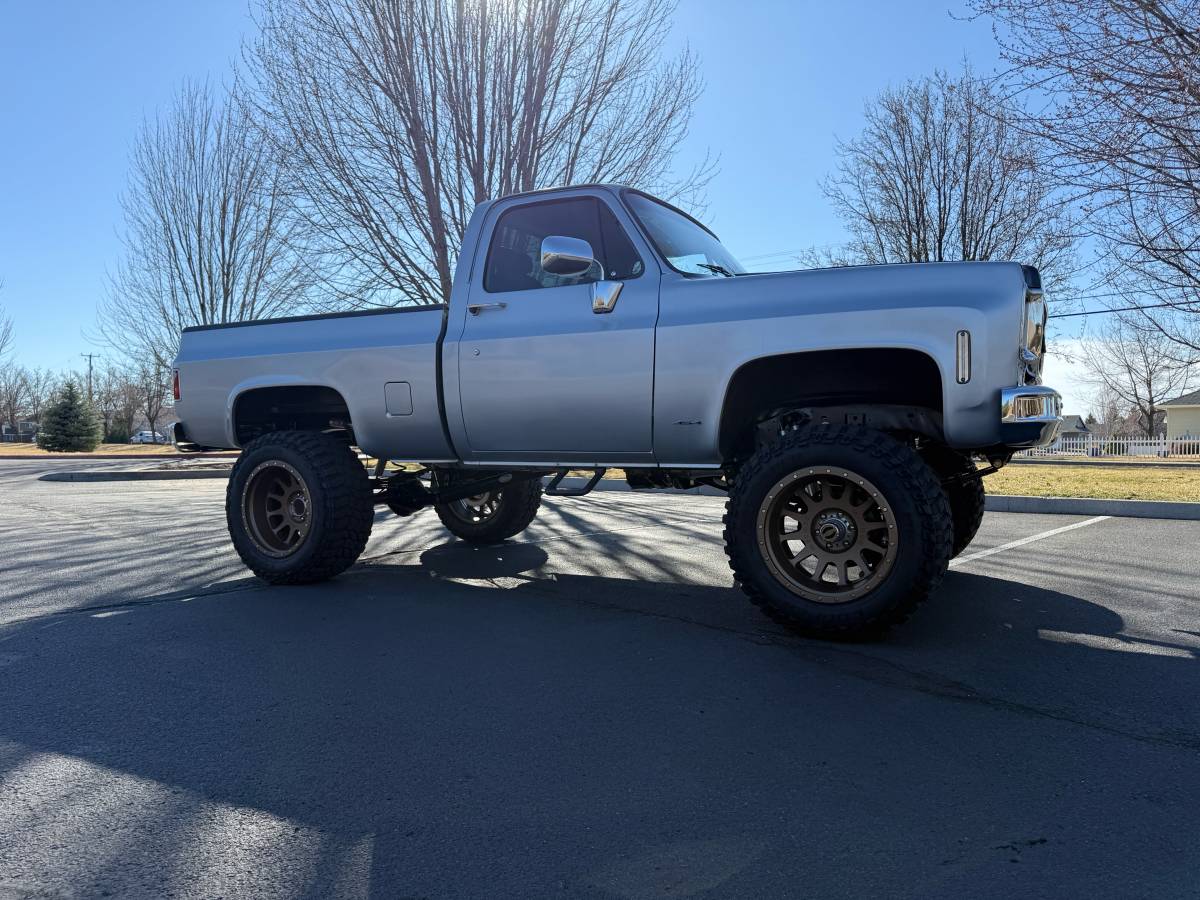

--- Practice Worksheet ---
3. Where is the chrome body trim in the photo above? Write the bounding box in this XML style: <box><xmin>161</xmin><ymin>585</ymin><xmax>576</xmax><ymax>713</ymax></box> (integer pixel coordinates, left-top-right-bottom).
<box><xmin>540</xmin><ymin>235</ymin><xmax>595</xmax><ymax>277</ymax></box>
<box><xmin>955</xmin><ymin>330</ymin><xmax>971</xmax><ymax>384</ymax></box>
<box><xmin>1020</xmin><ymin>287</ymin><xmax>1047</xmax><ymax>384</ymax></box>
<box><xmin>591</xmin><ymin>280</ymin><xmax>623</xmax><ymax>314</ymax></box>
<box><xmin>1000</xmin><ymin>385</ymin><xmax>1063</xmax><ymax>447</ymax></box>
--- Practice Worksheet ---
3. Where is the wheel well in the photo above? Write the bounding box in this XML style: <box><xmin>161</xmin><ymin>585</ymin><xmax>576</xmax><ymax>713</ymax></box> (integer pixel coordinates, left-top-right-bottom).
<box><xmin>232</xmin><ymin>385</ymin><xmax>352</xmax><ymax>446</ymax></box>
<box><xmin>718</xmin><ymin>348</ymin><xmax>944</xmax><ymax>459</ymax></box>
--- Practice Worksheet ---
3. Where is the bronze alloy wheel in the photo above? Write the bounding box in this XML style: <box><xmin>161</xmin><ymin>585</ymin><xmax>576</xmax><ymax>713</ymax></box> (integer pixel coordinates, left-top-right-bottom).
<box><xmin>755</xmin><ymin>466</ymin><xmax>898</xmax><ymax>604</ymax></box>
<box><xmin>242</xmin><ymin>460</ymin><xmax>313</xmax><ymax>558</ymax></box>
<box><xmin>449</xmin><ymin>491</ymin><xmax>502</xmax><ymax>524</ymax></box>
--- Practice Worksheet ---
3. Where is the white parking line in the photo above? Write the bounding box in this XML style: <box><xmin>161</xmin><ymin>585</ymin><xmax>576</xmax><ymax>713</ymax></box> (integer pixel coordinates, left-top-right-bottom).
<box><xmin>949</xmin><ymin>515</ymin><xmax>1111</xmax><ymax>568</ymax></box>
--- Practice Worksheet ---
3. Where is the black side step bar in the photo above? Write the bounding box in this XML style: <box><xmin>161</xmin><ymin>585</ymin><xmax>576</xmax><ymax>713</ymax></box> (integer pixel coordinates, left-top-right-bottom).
<box><xmin>544</xmin><ymin>468</ymin><xmax>606</xmax><ymax>497</ymax></box>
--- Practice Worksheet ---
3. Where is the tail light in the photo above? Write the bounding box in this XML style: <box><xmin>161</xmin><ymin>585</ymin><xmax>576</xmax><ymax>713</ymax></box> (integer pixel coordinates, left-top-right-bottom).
<box><xmin>172</xmin><ymin>369</ymin><xmax>181</xmax><ymax>401</ymax></box>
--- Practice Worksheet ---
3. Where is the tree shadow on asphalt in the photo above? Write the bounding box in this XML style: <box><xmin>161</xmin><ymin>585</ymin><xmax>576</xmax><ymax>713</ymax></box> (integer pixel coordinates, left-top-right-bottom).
<box><xmin>7</xmin><ymin>501</ymin><xmax>1200</xmax><ymax>900</ymax></box>
<box><xmin>3</xmin><ymin>524</ymin><xmax>1200</xmax><ymax>896</ymax></box>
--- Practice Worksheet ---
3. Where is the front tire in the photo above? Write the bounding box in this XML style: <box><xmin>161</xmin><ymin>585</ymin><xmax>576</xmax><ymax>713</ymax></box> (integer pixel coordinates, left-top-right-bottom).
<box><xmin>921</xmin><ymin>445</ymin><xmax>986</xmax><ymax>558</ymax></box>
<box><xmin>724</xmin><ymin>426</ymin><xmax>953</xmax><ymax>639</ymax></box>
<box><xmin>226</xmin><ymin>431</ymin><xmax>373</xmax><ymax>584</ymax></box>
<box><xmin>435</xmin><ymin>479</ymin><xmax>542</xmax><ymax>544</ymax></box>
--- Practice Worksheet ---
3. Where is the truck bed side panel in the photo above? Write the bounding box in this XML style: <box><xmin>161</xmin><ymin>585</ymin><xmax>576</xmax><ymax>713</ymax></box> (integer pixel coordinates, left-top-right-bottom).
<box><xmin>174</xmin><ymin>308</ymin><xmax>456</xmax><ymax>461</ymax></box>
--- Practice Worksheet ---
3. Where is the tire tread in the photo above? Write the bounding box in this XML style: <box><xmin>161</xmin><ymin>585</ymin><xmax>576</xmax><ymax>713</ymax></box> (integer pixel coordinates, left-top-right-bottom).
<box><xmin>723</xmin><ymin>425</ymin><xmax>953</xmax><ymax>638</ymax></box>
<box><xmin>435</xmin><ymin>479</ymin><xmax>542</xmax><ymax>544</ymax></box>
<box><xmin>226</xmin><ymin>431</ymin><xmax>373</xmax><ymax>585</ymax></box>
<box><xmin>921</xmin><ymin>445</ymin><xmax>986</xmax><ymax>558</ymax></box>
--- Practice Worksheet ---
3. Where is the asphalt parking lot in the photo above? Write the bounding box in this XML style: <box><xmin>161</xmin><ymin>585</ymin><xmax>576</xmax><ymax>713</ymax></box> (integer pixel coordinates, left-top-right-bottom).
<box><xmin>2</xmin><ymin>460</ymin><xmax>1200</xmax><ymax>899</ymax></box>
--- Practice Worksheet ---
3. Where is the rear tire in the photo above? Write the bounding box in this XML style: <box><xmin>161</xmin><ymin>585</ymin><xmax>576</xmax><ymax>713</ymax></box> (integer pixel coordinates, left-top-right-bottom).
<box><xmin>226</xmin><ymin>431</ymin><xmax>373</xmax><ymax>584</ymax></box>
<box><xmin>435</xmin><ymin>479</ymin><xmax>542</xmax><ymax>544</ymax></box>
<box><xmin>724</xmin><ymin>425</ymin><xmax>953</xmax><ymax>640</ymax></box>
<box><xmin>921</xmin><ymin>445</ymin><xmax>986</xmax><ymax>558</ymax></box>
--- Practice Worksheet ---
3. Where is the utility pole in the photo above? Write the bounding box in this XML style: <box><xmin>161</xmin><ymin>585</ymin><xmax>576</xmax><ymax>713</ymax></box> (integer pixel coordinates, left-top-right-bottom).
<box><xmin>80</xmin><ymin>353</ymin><xmax>99</xmax><ymax>404</ymax></box>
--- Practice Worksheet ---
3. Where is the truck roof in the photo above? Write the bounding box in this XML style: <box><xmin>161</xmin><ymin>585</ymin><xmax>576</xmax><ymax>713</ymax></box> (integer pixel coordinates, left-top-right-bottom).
<box><xmin>495</xmin><ymin>183</ymin><xmax>719</xmax><ymax>241</ymax></box>
<box><xmin>496</xmin><ymin>182</ymin><xmax>624</xmax><ymax>202</ymax></box>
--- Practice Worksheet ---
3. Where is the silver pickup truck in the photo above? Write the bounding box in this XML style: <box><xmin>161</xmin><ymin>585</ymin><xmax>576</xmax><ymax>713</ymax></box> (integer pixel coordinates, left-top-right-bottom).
<box><xmin>173</xmin><ymin>184</ymin><xmax>1061</xmax><ymax>638</ymax></box>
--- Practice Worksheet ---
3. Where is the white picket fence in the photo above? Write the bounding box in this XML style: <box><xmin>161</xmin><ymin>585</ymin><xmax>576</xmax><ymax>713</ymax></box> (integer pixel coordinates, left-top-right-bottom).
<box><xmin>1018</xmin><ymin>433</ymin><xmax>1200</xmax><ymax>459</ymax></box>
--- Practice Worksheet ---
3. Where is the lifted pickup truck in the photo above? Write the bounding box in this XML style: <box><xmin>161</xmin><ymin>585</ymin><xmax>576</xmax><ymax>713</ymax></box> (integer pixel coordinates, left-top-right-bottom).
<box><xmin>173</xmin><ymin>184</ymin><xmax>1061</xmax><ymax>638</ymax></box>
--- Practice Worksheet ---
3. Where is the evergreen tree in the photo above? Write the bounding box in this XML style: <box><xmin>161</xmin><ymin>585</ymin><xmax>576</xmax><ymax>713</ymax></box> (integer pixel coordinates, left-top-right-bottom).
<box><xmin>38</xmin><ymin>380</ymin><xmax>101</xmax><ymax>452</ymax></box>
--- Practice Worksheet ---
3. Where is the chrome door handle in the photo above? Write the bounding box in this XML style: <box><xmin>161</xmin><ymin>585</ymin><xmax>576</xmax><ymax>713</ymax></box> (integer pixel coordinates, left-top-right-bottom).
<box><xmin>591</xmin><ymin>280</ymin><xmax>623</xmax><ymax>314</ymax></box>
<box><xmin>468</xmin><ymin>301</ymin><xmax>508</xmax><ymax>315</ymax></box>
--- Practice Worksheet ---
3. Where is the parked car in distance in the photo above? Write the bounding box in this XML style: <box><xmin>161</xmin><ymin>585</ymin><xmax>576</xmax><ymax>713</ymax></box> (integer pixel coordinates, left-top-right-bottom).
<box><xmin>173</xmin><ymin>184</ymin><xmax>1062</xmax><ymax>640</ymax></box>
<box><xmin>130</xmin><ymin>430</ymin><xmax>166</xmax><ymax>444</ymax></box>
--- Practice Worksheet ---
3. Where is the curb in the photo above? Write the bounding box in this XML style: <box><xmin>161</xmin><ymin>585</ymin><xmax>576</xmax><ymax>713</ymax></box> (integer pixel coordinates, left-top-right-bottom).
<box><xmin>983</xmin><ymin>494</ymin><xmax>1200</xmax><ymax>520</ymax></box>
<box><xmin>1011</xmin><ymin>457</ymin><xmax>1200</xmax><ymax>470</ymax></box>
<box><xmin>40</xmin><ymin>469</ymin><xmax>232</xmax><ymax>482</ymax></box>
<box><xmin>4</xmin><ymin>452</ymin><xmax>238</xmax><ymax>461</ymax></box>
<box><xmin>34</xmin><ymin>470</ymin><xmax>1200</xmax><ymax>520</ymax></box>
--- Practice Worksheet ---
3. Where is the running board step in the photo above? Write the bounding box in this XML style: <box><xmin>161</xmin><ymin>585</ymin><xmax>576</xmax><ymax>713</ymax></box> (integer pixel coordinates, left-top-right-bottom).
<box><xmin>544</xmin><ymin>468</ymin><xmax>607</xmax><ymax>497</ymax></box>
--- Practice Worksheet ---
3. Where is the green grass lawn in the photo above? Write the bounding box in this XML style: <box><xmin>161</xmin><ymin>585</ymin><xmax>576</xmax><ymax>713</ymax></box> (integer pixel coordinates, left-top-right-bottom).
<box><xmin>587</xmin><ymin>464</ymin><xmax>1200</xmax><ymax>503</ymax></box>
<box><xmin>984</xmin><ymin>463</ymin><xmax>1200</xmax><ymax>502</ymax></box>
<box><xmin>0</xmin><ymin>442</ymin><xmax>185</xmax><ymax>456</ymax></box>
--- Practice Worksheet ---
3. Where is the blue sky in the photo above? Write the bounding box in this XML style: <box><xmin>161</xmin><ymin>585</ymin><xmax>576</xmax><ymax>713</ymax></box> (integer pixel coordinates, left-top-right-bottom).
<box><xmin>0</xmin><ymin>0</ymin><xmax>1090</xmax><ymax>409</ymax></box>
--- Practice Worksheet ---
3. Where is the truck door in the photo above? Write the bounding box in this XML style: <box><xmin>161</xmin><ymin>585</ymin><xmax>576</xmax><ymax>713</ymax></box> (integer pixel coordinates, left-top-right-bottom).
<box><xmin>453</xmin><ymin>193</ymin><xmax>659</xmax><ymax>463</ymax></box>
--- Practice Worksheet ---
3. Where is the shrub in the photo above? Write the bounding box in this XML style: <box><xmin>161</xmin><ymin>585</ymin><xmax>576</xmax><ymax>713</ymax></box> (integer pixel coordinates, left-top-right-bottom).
<box><xmin>37</xmin><ymin>380</ymin><xmax>101</xmax><ymax>452</ymax></box>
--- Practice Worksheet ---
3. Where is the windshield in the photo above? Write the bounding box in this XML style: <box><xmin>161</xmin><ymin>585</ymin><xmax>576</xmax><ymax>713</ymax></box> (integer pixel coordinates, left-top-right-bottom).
<box><xmin>624</xmin><ymin>192</ymin><xmax>746</xmax><ymax>277</ymax></box>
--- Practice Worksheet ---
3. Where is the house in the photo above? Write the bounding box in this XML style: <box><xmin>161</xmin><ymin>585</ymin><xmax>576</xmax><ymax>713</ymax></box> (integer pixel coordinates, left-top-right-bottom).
<box><xmin>1059</xmin><ymin>414</ymin><xmax>1090</xmax><ymax>437</ymax></box>
<box><xmin>1163</xmin><ymin>389</ymin><xmax>1200</xmax><ymax>441</ymax></box>
<box><xmin>0</xmin><ymin>421</ymin><xmax>38</xmax><ymax>442</ymax></box>
<box><xmin>1050</xmin><ymin>413</ymin><xmax>1091</xmax><ymax>450</ymax></box>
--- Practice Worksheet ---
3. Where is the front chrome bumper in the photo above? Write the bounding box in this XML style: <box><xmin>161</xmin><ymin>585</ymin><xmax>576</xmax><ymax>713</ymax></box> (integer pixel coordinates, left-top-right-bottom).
<box><xmin>999</xmin><ymin>385</ymin><xmax>1063</xmax><ymax>448</ymax></box>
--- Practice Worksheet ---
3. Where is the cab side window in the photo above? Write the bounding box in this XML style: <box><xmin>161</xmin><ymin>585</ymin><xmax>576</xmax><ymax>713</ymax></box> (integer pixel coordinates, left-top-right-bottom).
<box><xmin>484</xmin><ymin>197</ymin><xmax>643</xmax><ymax>293</ymax></box>
<box><xmin>598</xmin><ymin>201</ymin><xmax>643</xmax><ymax>281</ymax></box>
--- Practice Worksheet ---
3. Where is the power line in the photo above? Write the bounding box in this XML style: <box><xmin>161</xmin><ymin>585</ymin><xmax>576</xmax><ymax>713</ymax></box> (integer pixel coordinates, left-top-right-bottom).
<box><xmin>740</xmin><ymin>246</ymin><xmax>836</xmax><ymax>262</ymax></box>
<box><xmin>1050</xmin><ymin>302</ymin><xmax>1198</xmax><ymax>320</ymax></box>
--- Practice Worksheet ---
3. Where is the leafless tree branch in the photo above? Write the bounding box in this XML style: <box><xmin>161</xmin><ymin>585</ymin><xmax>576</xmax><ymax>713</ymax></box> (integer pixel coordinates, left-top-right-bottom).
<box><xmin>813</xmin><ymin>66</ymin><xmax>1076</xmax><ymax>297</ymax></box>
<box><xmin>246</xmin><ymin>0</ymin><xmax>710</xmax><ymax>308</ymax></box>
<box><xmin>0</xmin><ymin>278</ymin><xmax>14</xmax><ymax>362</ymax></box>
<box><xmin>967</xmin><ymin>0</ymin><xmax>1200</xmax><ymax>348</ymax></box>
<box><xmin>101</xmin><ymin>81</ymin><xmax>317</xmax><ymax>367</ymax></box>
<box><xmin>1081</xmin><ymin>311</ymin><xmax>1198</xmax><ymax>436</ymax></box>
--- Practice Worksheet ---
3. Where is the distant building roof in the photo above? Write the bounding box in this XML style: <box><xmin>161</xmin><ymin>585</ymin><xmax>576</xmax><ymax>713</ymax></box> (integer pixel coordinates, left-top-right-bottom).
<box><xmin>1059</xmin><ymin>414</ymin><xmax>1090</xmax><ymax>434</ymax></box>
<box><xmin>1163</xmin><ymin>389</ymin><xmax>1200</xmax><ymax>407</ymax></box>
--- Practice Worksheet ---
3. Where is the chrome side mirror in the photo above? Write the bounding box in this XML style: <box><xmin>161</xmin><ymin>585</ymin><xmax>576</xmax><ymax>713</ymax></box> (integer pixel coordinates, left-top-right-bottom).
<box><xmin>540</xmin><ymin>235</ymin><xmax>595</xmax><ymax>276</ymax></box>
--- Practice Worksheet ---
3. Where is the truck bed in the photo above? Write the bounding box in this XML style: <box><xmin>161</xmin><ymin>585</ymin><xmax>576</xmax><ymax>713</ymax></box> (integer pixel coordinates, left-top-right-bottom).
<box><xmin>174</xmin><ymin>305</ymin><xmax>456</xmax><ymax>461</ymax></box>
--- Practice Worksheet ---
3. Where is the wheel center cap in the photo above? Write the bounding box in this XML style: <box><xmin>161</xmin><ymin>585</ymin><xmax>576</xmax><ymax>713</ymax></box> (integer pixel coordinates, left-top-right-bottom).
<box><xmin>813</xmin><ymin>510</ymin><xmax>857</xmax><ymax>552</ymax></box>
<box><xmin>288</xmin><ymin>493</ymin><xmax>308</xmax><ymax>520</ymax></box>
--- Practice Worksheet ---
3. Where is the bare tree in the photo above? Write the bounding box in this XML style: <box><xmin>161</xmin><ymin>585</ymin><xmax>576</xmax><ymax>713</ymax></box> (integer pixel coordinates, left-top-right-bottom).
<box><xmin>0</xmin><ymin>278</ymin><xmax>13</xmax><ymax>362</ymax></box>
<box><xmin>248</xmin><ymin>0</ymin><xmax>708</xmax><ymax>307</ymax></box>
<box><xmin>93</xmin><ymin>365</ymin><xmax>142</xmax><ymax>442</ymax></box>
<box><xmin>101</xmin><ymin>82</ymin><xmax>315</xmax><ymax>367</ymax></box>
<box><xmin>1087</xmin><ymin>383</ymin><xmax>1128</xmax><ymax>439</ymax></box>
<box><xmin>0</xmin><ymin>309</ymin><xmax>12</xmax><ymax>363</ymax></box>
<box><xmin>1083</xmin><ymin>314</ymin><xmax>1197</xmax><ymax>437</ymax></box>
<box><xmin>817</xmin><ymin>67</ymin><xmax>1075</xmax><ymax>293</ymax></box>
<box><xmin>968</xmin><ymin>0</ymin><xmax>1200</xmax><ymax>348</ymax></box>
<box><xmin>24</xmin><ymin>367</ymin><xmax>57</xmax><ymax>426</ymax></box>
<box><xmin>95</xmin><ymin>365</ymin><xmax>130</xmax><ymax>441</ymax></box>
<box><xmin>135</xmin><ymin>363</ymin><xmax>171</xmax><ymax>438</ymax></box>
<box><xmin>0</xmin><ymin>364</ymin><xmax>28</xmax><ymax>435</ymax></box>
